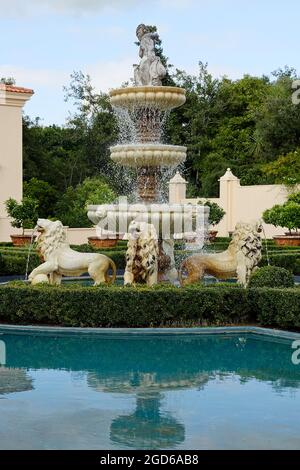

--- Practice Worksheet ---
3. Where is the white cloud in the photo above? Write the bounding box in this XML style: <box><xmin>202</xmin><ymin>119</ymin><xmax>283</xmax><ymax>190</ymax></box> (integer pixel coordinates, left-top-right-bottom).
<box><xmin>159</xmin><ymin>0</ymin><xmax>195</xmax><ymax>8</ymax></box>
<box><xmin>0</xmin><ymin>0</ymin><xmax>138</xmax><ymax>17</ymax></box>
<box><xmin>84</xmin><ymin>56</ymin><xmax>135</xmax><ymax>91</ymax></box>
<box><xmin>0</xmin><ymin>56</ymin><xmax>135</xmax><ymax>93</ymax></box>
<box><xmin>0</xmin><ymin>65</ymin><xmax>69</xmax><ymax>88</ymax></box>
<box><xmin>0</xmin><ymin>0</ymin><xmax>191</xmax><ymax>17</ymax></box>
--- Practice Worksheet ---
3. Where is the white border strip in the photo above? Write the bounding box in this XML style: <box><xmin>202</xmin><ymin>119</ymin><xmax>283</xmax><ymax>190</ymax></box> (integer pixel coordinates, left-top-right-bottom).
<box><xmin>0</xmin><ymin>324</ymin><xmax>299</xmax><ymax>340</ymax></box>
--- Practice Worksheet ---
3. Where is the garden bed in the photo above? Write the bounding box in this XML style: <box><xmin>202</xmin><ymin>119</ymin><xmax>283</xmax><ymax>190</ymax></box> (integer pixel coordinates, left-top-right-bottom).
<box><xmin>0</xmin><ymin>282</ymin><xmax>299</xmax><ymax>330</ymax></box>
<box><xmin>1</xmin><ymin>237</ymin><xmax>300</xmax><ymax>276</ymax></box>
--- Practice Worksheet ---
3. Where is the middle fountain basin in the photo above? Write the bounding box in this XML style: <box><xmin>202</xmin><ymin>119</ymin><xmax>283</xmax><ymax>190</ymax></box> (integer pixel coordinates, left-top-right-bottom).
<box><xmin>110</xmin><ymin>144</ymin><xmax>187</xmax><ymax>167</ymax></box>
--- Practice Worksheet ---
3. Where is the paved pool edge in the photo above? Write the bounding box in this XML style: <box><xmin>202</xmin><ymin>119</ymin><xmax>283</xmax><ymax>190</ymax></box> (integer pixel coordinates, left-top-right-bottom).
<box><xmin>0</xmin><ymin>324</ymin><xmax>299</xmax><ymax>340</ymax></box>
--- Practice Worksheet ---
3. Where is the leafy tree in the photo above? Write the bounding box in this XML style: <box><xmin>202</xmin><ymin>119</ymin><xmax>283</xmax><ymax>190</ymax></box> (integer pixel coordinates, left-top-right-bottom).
<box><xmin>5</xmin><ymin>197</ymin><xmax>39</xmax><ymax>235</ymax></box>
<box><xmin>263</xmin><ymin>192</ymin><xmax>300</xmax><ymax>234</ymax></box>
<box><xmin>64</xmin><ymin>71</ymin><xmax>118</xmax><ymax>182</ymax></box>
<box><xmin>55</xmin><ymin>176</ymin><xmax>116</xmax><ymax>228</ymax></box>
<box><xmin>166</xmin><ymin>62</ymin><xmax>222</xmax><ymax>193</ymax></box>
<box><xmin>21</xmin><ymin>55</ymin><xmax>300</xmax><ymax>205</ymax></box>
<box><xmin>288</xmin><ymin>192</ymin><xmax>300</xmax><ymax>204</ymax></box>
<box><xmin>167</xmin><ymin>67</ymin><xmax>271</xmax><ymax>195</ymax></box>
<box><xmin>254</xmin><ymin>69</ymin><xmax>300</xmax><ymax>163</ymax></box>
<box><xmin>202</xmin><ymin>201</ymin><xmax>225</xmax><ymax>227</ymax></box>
<box><xmin>23</xmin><ymin>178</ymin><xmax>59</xmax><ymax>218</ymax></box>
<box><xmin>262</xmin><ymin>149</ymin><xmax>300</xmax><ymax>186</ymax></box>
<box><xmin>0</xmin><ymin>77</ymin><xmax>16</xmax><ymax>85</ymax></box>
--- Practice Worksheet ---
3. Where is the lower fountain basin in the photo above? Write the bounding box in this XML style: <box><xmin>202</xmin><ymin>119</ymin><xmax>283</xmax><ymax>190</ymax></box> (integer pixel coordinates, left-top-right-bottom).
<box><xmin>87</xmin><ymin>202</ymin><xmax>209</xmax><ymax>241</ymax></box>
<box><xmin>110</xmin><ymin>144</ymin><xmax>187</xmax><ymax>167</ymax></box>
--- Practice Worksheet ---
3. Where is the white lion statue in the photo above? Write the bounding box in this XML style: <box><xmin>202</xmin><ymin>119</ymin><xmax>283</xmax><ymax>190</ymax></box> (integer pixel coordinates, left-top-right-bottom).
<box><xmin>179</xmin><ymin>221</ymin><xmax>263</xmax><ymax>287</ymax></box>
<box><xmin>29</xmin><ymin>219</ymin><xmax>116</xmax><ymax>286</ymax></box>
<box><xmin>124</xmin><ymin>221</ymin><xmax>159</xmax><ymax>287</ymax></box>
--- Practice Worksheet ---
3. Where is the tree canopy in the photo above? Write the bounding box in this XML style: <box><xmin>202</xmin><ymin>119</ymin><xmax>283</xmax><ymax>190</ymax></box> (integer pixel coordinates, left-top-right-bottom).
<box><xmin>22</xmin><ymin>54</ymin><xmax>300</xmax><ymax>224</ymax></box>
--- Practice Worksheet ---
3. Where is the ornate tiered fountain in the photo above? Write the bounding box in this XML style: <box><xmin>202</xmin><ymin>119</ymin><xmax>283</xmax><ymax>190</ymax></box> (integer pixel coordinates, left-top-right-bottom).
<box><xmin>88</xmin><ymin>24</ymin><xmax>209</xmax><ymax>284</ymax></box>
<box><xmin>26</xmin><ymin>26</ymin><xmax>264</xmax><ymax>288</ymax></box>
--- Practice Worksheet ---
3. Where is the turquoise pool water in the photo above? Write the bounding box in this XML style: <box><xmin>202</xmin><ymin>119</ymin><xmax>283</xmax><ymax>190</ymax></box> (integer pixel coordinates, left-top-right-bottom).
<box><xmin>0</xmin><ymin>330</ymin><xmax>300</xmax><ymax>450</ymax></box>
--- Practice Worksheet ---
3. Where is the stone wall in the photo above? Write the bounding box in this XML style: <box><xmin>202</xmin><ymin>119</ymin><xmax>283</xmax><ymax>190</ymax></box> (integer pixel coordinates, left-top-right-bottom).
<box><xmin>0</xmin><ymin>85</ymin><xmax>33</xmax><ymax>242</ymax></box>
<box><xmin>170</xmin><ymin>169</ymin><xmax>290</xmax><ymax>238</ymax></box>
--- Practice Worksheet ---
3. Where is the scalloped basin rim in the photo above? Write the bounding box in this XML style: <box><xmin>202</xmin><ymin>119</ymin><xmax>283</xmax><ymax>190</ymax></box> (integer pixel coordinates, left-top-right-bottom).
<box><xmin>88</xmin><ymin>203</ymin><xmax>209</xmax><ymax>211</ymax></box>
<box><xmin>110</xmin><ymin>144</ymin><xmax>187</xmax><ymax>167</ymax></box>
<box><xmin>109</xmin><ymin>85</ymin><xmax>186</xmax><ymax>97</ymax></box>
<box><xmin>110</xmin><ymin>144</ymin><xmax>187</xmax><ymax>152</ymax></box>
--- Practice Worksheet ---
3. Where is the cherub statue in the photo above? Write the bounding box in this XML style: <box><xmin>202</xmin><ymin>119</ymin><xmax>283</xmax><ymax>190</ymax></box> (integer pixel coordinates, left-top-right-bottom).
<box><xmin>134</xmin><ymin>24</ymin><xmax>167</xmax><ymax>86</ymax></box>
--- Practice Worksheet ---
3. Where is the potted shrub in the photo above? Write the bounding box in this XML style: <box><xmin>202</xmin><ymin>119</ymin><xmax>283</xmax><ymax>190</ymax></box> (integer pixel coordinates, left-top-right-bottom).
<box><xmin>263</xmin><ymin>192</ymin><xmax>300</xmax><ymax>246</ymax></box>
<box><xmin>5</xmin><ymin>197</ymin><xmax>39</xmax><ymax>246</ymax></box>
<box><xmin>198</xmin><ymin>200</ymin><xmax>226</xmax><ymax>241</ymax></box>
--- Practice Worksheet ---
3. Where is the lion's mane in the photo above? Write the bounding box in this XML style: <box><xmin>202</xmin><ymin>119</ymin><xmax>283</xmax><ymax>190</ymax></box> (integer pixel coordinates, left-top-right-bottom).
<box><xmin>229</xmin><ymin>221</ymin><xmax>262</xmax><ymax>270</ymax></box>
<box><xmin>125</xmin><ymin>222</ymin><xmax>159</xmax><ymax>283</ymax></box>
<box><xmin>37</xmin><ymin>221</ymin><xmax>67</xmax><ymax>260</ymax></box>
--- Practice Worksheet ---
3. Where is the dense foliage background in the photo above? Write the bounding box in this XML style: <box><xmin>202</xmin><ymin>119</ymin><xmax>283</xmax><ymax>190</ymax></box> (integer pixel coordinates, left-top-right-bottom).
<box><xmin>10</xmin><ymin>31</ymin><xmax>300</xmax><ymax>226</ymax></box>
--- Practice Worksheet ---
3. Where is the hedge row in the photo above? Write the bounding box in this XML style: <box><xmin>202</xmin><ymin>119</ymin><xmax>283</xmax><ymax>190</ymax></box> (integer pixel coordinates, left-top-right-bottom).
<box><xmin>248</xmin><ymin>288</ymin><xmax>300</xmax><ymax>328</ymax></box>
<box><xmin>1</xmin><ymin>250</ymin><xmax>299</xmax><ymax>276</ymax></box>
<box><xmin>260</xmin><ymin>252</ymin><xmax>300</xmax><ymax>273</ymax></box>
<box><xmin>0</xmin><ymin>283</ymin><xmax>299</xmax><ymax>329</ymax></box>
<box><xmin>0</xmin><ymin>250</ymin><xmax>127</xmax><ymax>275</ymax></box>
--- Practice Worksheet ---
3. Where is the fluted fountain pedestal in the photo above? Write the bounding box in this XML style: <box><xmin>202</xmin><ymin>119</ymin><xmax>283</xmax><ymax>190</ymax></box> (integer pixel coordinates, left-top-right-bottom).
<box><xmin>137</xmin><ymin>166</ymin><xmax>160</xmax><ymax>203</ymax></box>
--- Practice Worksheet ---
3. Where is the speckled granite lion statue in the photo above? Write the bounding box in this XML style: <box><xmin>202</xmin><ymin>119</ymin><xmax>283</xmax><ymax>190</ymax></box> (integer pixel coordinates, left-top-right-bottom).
<box><xmin>29</xmin><ymin>219</ymin><xmax>116</xmax><ymax>285</ymax></box>
<box><xmin>179</xmin><ymin>221</ymin><xmax>263</xmax><ymax>287</ymax></box>
<box><xmin>124</xmin><ymin>221</ymin><xmax>159</xmax><ymax>287</ymax></box>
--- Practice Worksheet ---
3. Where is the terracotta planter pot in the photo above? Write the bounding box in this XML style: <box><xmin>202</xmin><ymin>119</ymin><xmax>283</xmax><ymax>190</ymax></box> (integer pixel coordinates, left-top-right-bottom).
<box><xmin>208</xmin><ymin>230</ymin><xmax>218</xmax><ymax>242</ymax></box>
<box><xmin>88</xmin><ymin>237</ymin><xmax>118</xmax><ymax>249</ymax></box>
<box><xmin>10</xmin><ymin>234</ymin><xmax>33</xmax><ymax>247</ymax></box>
<box><xmin>273</xmin><ymin>235</ymin><xmax>300</xmax><ymax>247</ymax></box>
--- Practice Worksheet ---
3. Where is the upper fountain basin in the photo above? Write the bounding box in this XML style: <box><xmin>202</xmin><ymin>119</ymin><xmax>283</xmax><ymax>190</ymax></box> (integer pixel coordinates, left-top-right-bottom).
<box><xmin>110</xmin><ymin>86</ymin><xmax>186</xmax><ymax>111</ymax></box>
<box><xmin>110</xmin><ymin>144</ymin><xmax>187</xmax><ymax>167</ymax></box>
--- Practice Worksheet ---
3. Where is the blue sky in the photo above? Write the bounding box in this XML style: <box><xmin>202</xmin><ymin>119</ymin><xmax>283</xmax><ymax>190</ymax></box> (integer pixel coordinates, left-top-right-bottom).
<box><xmin>0</xmin><ymin>0</ymin><xmax>299</xmax><ymax>125</ymax></box>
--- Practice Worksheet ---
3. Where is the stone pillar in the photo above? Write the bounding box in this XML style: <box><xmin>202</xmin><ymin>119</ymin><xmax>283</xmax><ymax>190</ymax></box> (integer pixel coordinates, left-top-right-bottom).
<box><xmin>0</xmin><ymin>84</ymin><xmax>34</xmax><ymax>241</ymax></box>
<box><xmin>169</xmin><ymin>172</ymin><xmax>187</xmax><ymax>204</ymax></box>
<box><xmin>219</xmin><ymin>168</ymin><xmax>240</xmax><ymax>235</ymax></box>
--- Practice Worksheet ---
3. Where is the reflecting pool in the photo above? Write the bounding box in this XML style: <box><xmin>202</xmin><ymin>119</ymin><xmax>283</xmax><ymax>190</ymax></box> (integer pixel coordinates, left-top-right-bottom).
<box><xmin>0</xmin><ymin>331</ymin><xmax>300</xmax><ymax>450</ymax></box>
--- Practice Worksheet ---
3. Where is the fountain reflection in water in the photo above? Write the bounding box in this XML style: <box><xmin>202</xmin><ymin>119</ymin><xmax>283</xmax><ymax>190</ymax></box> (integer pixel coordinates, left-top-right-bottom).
<box><xmin>1</xmin><ymin>332</ymin><xmax>300</xmax><ymax>450</ymax></box>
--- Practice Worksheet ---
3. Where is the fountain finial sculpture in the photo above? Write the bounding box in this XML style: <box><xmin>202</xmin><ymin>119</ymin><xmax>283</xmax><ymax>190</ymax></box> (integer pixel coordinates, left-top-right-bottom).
<box><xmin>134</xmin><ymin>24</ymin><xmax>166</xmax><ymax>86</ymax></box>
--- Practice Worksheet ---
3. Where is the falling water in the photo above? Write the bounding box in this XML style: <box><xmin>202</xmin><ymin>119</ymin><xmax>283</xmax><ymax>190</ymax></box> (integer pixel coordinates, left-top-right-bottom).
<box><xmin>261</xmin><ymin>225</ymin><xmax>270</xmax><ymax>266</ymax></box>
<box><xmin>25</xmin><ymin>227</ymin><xmax>38</xmax><ymax>281</ymax></box>
<box><xmin>113</xmin><ymin>104</ymin><xmax>170</xmax><ymax>145</ymax></box>
<box><xmin>112</xmin><ymin>106</ymin><xmax>137</xmax><ymax>144</ymax></box>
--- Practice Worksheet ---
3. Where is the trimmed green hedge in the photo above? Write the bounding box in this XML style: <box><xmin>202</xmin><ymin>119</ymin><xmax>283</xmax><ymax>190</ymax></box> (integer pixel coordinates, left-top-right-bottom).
<box><xmin>0</xmin><ymin>282</ymin><xmax>299</xmax><ymax>329</ymax></box>
<box><xmin>0</xmin><ymin>240</ymin><xmax>299</xmax><ymax>276</ymax></box>
<box><xmin>248</xmin><ymin>288</ymin><xmax>300</xmax><ymax>329</ymax></box>
<box><xmin>248</xmin><ymin>266</ymin><xmax>295</xmax><ymax>288</ymax></box>
<box><xmin>0</xmin><ymin>253</ymin><xmax>40</xmax><ymax>275</ymax></box>
<box><xmin>260</xmin><ymin>252</ymin><xmax>300</xmax><ymax>273</ymax></box>
<box><xmin>0</xmin><ymin>250</ymin><xmax>126</xmax><ymax>275</ymax></box>
<box><xmin>0</xmin><ymin>283</ymin><xmax>251</xmax><ymax>327</ymax></box>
